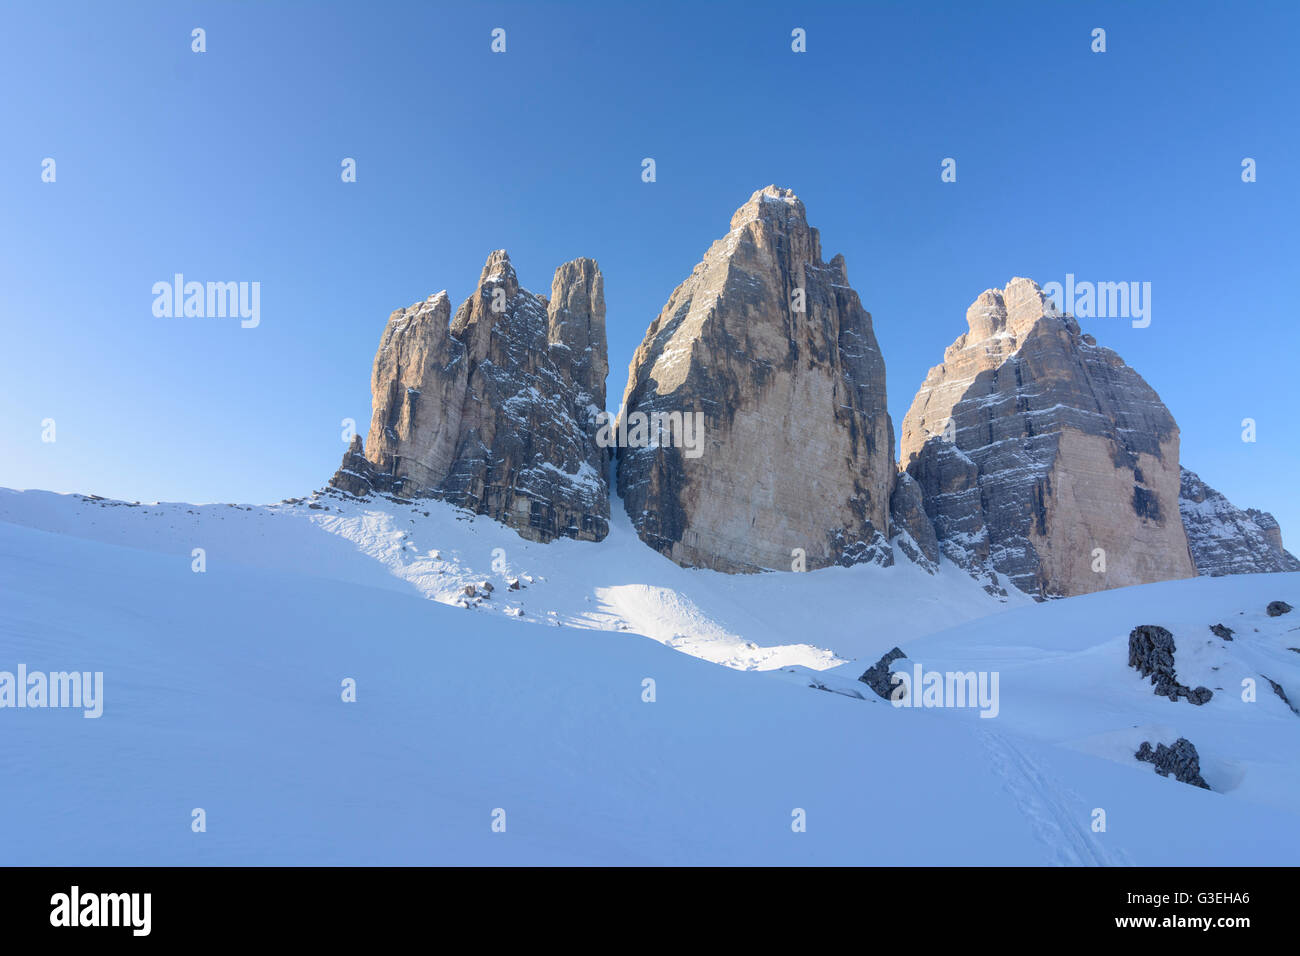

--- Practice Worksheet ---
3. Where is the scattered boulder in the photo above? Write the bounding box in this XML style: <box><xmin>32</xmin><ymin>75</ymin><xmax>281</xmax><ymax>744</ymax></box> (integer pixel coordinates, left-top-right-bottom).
<box><xmin>1267</xmin><ymin>601</ymin><xmax>1293</xmax><ymax>617</ymax></box>
<box><xmin>1135</xmin><ymin>738</ymin><xmax>1211</xmax><ymax>790</ymax></box>
<box><xmin>858</xmin><ymin>647</ymin><xmax>908</xmax><ymax>700</ymax></box>
<box><xmin>1128</xmin><ymin>625</ymin><xmax>1176</xmax><ymax>678</ymax></box>
<box><xmin>1209</xmin><ymin>623</ymin><xmax>1234</xmax><ymax>641</ymax></box>
<box><xmin>1128</xmin><ymin>625</ymin><xmax>1213</xmax><ymax>705</ymax></box>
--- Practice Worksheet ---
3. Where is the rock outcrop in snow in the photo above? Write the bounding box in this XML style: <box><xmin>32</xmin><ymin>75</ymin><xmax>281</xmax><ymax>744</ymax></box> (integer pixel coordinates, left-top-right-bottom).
<box><xmin>615</xmin><ymin>186</ymin><xmax>898</xmax><ymax>572</ymax></box>
<box><xmin>1135</xmin><ymin>738</ymin><xmax>1211</xmax><ymax>789</ymax></box>
<box><xmin>330</xmin><ymin>251</ymin><xmax>610</xmax><ymax>543</ymax></box>
<box><xmin>859</xmin><ymin>646</ymin><xmax>909</xmax><ymax>700</ymax></box>
<box><xmin>900</xmin><ymin>278</ymin><xmax>1195</xmax><ymax>599</ymax></box>
<box><xmin>1179</xmin><ymin>467</ymin><xmax>1300</xmax><ymax>577</ymax></box>
<box><xmin>1128</xmin><ymin>624</ymin><xmax>1213</xmax><ymax>705</ymax></box>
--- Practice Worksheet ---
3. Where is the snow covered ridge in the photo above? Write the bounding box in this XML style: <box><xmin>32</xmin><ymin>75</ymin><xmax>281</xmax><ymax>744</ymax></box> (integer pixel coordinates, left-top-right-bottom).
<box><xmin>1180</xmin><ymin>467</ymin><xmax>1300</xmax><ymax>577</ymax></box>
<box><xmin>0</xmin><ymin>486</ymin><xmax>1018</xmax><ymax>673</ymax></box>
<box><xmin>3</xmin><ymin>499</ymin><xmax>1299</xmax><ymax>864</ymax></box>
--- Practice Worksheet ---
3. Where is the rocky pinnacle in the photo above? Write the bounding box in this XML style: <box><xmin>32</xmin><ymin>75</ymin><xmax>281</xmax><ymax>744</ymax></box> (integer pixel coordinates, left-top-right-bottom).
<box><xmin>330</xmin><ymin>250</ymin><xmax>610</xmax><ymax>543</ymax></box>
<box><xmin>900</xmin><ymin>278</ymin><xmax>1196</xmax><ymax>599</ymax></box>
<box><xmin>615</xmin><ymin>186</ymin><xmax>897</xmax><ymax>572</ymax></box>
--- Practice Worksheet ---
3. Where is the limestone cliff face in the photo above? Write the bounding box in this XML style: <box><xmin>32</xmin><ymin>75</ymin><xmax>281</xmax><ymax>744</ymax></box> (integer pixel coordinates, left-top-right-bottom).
<box><xmin>615</xmin><ymin>186</ymin><xmax>897</xmax><ymax>572</ymax></box>
<box><xmin>330</xmin><ymin>251</ymin><xmax>609</xmax><ymax>543</ymax></box>
<box><xmin>900</xmin><ymin>278</ymin><xmax>1195</xmax><ymax>598</ymax></box>
<box><xmin>1179</xmin><ymin>468</ymin><xmax>1300</xmax><ymax>576</ymax></box>
<box><xmin>889</xmin><ymin>471</ymin><xmax>940</xmax><ymax>571</ymax></box>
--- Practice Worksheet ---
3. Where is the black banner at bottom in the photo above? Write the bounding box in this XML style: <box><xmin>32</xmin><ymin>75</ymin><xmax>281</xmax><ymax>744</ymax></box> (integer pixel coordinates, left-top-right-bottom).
<box><xmin>0</xmin><ymin>866</ymin><xmax>1283</xmax><ymax>942</ymax></box>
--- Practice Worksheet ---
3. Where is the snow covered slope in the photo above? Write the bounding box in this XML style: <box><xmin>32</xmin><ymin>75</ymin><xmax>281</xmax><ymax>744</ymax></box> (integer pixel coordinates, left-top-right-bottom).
<box><xmin>0</xmin><ymin>486</ymin><xmax>1022</xmax><ymax>671</ymax></box>
<box><xmin>1</xmin><ymin>488</ymin><xmax>1297</xmax><ymax>864</ymax></box>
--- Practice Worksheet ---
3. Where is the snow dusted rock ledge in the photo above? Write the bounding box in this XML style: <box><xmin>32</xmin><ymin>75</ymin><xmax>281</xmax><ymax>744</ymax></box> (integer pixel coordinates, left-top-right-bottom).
<box><xmin>1179</xmin><ymin>467</ymin><xmax>1300</xmax><ymax>577</ymax></box>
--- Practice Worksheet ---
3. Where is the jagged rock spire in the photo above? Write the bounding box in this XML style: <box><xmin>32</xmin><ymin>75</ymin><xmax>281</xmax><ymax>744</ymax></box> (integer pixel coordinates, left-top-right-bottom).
<box><xmin>615</xmin><ymin>186</ymin><xmax>898</xmax><ymax>572</ymax></box>
<box><xmin>900</xmin><ymin>278</ymin><xmax>1194</xmax><ymax>598</ymax></box>
<box><xmin>330</xmin><ymin>250</ymin><xmax>610</xmax><ymax>543</ymax></box>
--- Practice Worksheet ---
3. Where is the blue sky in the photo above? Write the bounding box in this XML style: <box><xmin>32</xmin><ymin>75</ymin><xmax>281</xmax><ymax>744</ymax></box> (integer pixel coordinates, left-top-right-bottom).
<box><xmin>2</xmin><ymin>1</ymin><xmax>1297</xmax><ymax>547</ymax></box>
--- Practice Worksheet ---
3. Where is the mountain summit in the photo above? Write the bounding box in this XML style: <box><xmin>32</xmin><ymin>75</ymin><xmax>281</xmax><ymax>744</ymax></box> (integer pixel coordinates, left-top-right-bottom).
<box><xmin>331</xmin><ymin>250</ymin><xmax>610</xmax><ymax>543</ymax></box>
<box><xmin>900</xmin><ymin>278</ymin><xmax>1195</xmax><ymax>598</ymax></box>
<box><xmin>616</xmin><ymin>185</ymin><xmax>900</xmax><ymax>572</ymax></box>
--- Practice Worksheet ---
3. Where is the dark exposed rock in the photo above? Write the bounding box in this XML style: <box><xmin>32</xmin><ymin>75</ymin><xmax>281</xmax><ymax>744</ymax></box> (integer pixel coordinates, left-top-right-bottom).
<box><xmin>1209</xmin><ymin>623</ymin><xmax>1234</xmax><ymax>641</ymax></box>
<box><xmin>1128</xmin><ymin>625</ymin><xmax>1176</xmax><ymax>677</ymax></box>
<box><xmin>1180</xmin><ymin>468</ymin><xmax>1300</xmax><ymax>576</ymax></box>
<box><xmin>1262</xmin><ymin>675</ymin><xmax>1298</xmax><ymax>715</ymax></box>
<box><xmin>1135</xmin><ymin>738</ymin><xmax>1211</xmax><ymax>789</ymax></box>
<box><xmin>1267</xmin><ymin>601</ymin><xmax>1293</xmax><ymax>617</ymax></box>
<box><xmin>889</xmin><ymin>471</ymin><xmax>940</xmax><ymax>571</ymax></box>
<box><xmin>1128</xmin><ymin>625</ymin><xmax>1213</xmax><ymax>705</ymax></box>
<box><xmin>858</xmin><ymin>646</ymin><xmax>908</xmax><ymax>700</ymax></box>
<box><xmin>329</xmin><ymin>251</ymin><xmax>609</xmax><ymax>543</ymax></box>
<box><xmin>833</xmin><ymin>529</ymin><xmax>894</xmax><ymax>569</ymax></box>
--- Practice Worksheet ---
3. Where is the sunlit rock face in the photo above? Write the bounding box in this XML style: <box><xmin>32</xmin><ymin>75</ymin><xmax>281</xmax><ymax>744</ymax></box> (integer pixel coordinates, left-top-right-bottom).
<box><xmin>331</xmin><ymin>250</ymin><xmax>610</xmax><ymax>543</ymax></box>
<box><xmin>616</xmin><ymin>186</ymin><xmax>896</xmax><ymax>573</ymax></box>
<box><xmin>900</xmin><ymin>278</ymin><xmax>1195</xmax><ymax>599</ymax></box>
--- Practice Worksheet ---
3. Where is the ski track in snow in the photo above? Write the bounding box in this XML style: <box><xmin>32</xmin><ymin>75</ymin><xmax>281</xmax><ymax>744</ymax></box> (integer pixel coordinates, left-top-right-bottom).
<box><xmin>979</xmin><ymin>729</ymin><xmax>1126</xmax><ymax>867</ymax></box>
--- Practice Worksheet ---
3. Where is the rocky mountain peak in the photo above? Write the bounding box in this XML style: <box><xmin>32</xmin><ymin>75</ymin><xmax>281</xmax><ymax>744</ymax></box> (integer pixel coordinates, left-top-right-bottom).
<box><xmin>963</xmin><ymin>277</ymin><xmax>1056</xmax><ymax>341</ymax></box>
<box><xmin>615</xmin><ymin>186</ymin><xmax>898</xmax><ymax>572</ymax></box>
<box><xmin>329</xmin><ymin>251</ymin><xmax>610</xmax><ymax>543</ymax></box>
<box><xmin>724</xmin><ymin>185</ymin><xmax>822</xmax><ymax>264</ymax></box>
<box><xmin>547</xmin><ymin>256</ymin><xmax>608</xmax><ymax>409</ymax></box>
<box><xmin>729</xmin><ymin>184</ymin><xmax>806</xmax><ymax>224</ymax></box>
<box><xmin>902</xmin><ymin>277</ymin><xmax>1193</xmax><ymax>598</ymax></box>
<box><xmin>478</xmin><ymin>248</ymin><xmax>518</xmax><ymax>289</ymax></box>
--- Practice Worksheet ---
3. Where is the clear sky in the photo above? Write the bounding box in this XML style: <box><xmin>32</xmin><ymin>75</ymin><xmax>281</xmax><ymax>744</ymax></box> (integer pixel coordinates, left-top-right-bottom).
<box><xmin>2</xmin><ymin>1</ymin><xmax>1297</xmax><ymax>548</ymax></box>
